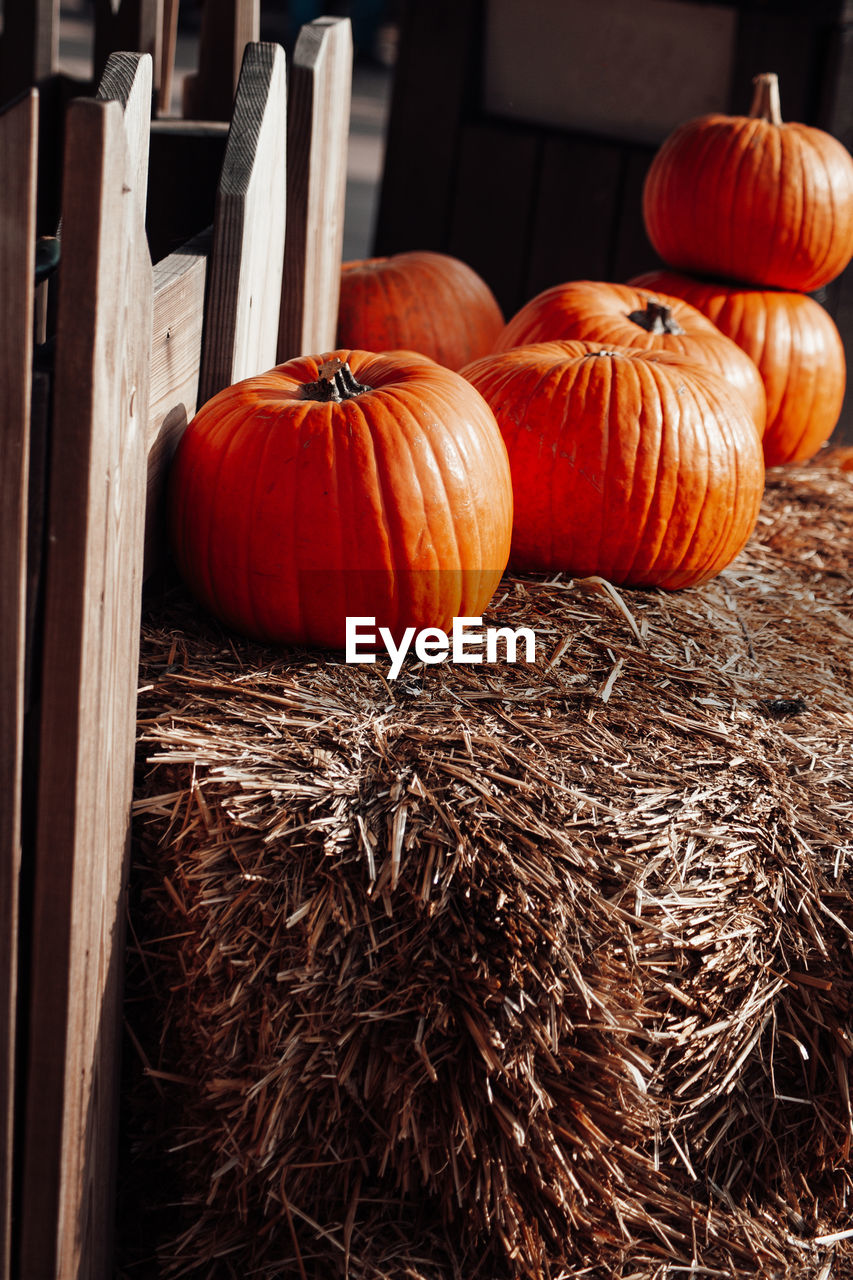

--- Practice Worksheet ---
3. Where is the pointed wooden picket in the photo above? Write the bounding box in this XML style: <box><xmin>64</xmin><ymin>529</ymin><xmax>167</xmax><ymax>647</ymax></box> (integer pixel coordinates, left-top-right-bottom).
<box><xmin>197</xmin><ymin>39</ymin><xmax>288</xmax><ymax>403</ymax></box>
<box><xmin>278</xmin><ymin>16</ymin><xmax>352</xmax><ymax>361</ymax></box>
<box><xmin>20</xmin><ymin>54</ymin><xmax>153</xmax><ymax>1280</ymax></box>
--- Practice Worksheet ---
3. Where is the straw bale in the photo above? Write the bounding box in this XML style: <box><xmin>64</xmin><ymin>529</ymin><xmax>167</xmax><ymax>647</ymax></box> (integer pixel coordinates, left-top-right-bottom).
<box><xmin>124</xmin><ymin>461</ymin><xmax>853</xmax><ymax>1280</ymax></box>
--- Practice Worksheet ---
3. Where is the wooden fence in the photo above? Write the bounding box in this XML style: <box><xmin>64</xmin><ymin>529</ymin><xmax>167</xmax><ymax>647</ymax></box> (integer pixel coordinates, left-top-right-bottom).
<box><xmin>0</xmin><ymin>8</ymin><xmax>353</xmax><ymax>1275</ymax></box>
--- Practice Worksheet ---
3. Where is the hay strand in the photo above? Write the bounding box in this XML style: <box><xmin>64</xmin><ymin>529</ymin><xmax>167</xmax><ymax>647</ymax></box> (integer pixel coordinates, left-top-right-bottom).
<box><xmin>122</xmin><ymin>463</ymin><xmax>853</xmax><ymax>1279</ymax></box>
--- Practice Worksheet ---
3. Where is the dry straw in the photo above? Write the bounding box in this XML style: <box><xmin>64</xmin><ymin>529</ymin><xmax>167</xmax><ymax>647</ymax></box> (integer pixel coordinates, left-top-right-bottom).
<box><xmin>125</xmin><ymin>463</ymin><xmax>853</xmax><ymax>1279</ymax></box>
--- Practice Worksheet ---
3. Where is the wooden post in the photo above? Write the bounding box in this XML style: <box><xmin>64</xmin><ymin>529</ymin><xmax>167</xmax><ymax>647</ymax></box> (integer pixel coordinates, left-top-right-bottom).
<box><xmin>197</xmin><ymin>40</ymin><xmax>287</xmax><ymax>402</ymax></box>
<box><xmin>182</xmin><ymin>0</ymin><xmax>260</xmax><ymax>122</ymax></box>
<box><xmin>159</xmin><ymin>0</ymin><xmax>181</xmax><ymax>116</ymax></box>
<box><xmin>19</xmin><ymin>54</ymin><xmax>153</xmax><ymax>1280</ymax></box>
<box><xmin>0</xmin><ymin>88</ymin><xmax>38</xmax><ymax>1280</ymax></box>
<box><xmin>277</xmin><ymin>16</ymin><xmax>353</xmax><ymax>362</ymax></box>
<box><xmin>0</xmin><ymin>0</ymin><xmax>58</xmax><ymax>104</ymax></box>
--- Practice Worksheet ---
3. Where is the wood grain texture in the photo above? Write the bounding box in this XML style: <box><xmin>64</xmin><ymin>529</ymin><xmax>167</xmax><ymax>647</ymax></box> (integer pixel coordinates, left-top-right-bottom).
<box><xmin>93</xmin><ymin>0</ymin><xmax>162</xmax><ymax>100</ymax></box>
<box><xmin>277</xmin><ymin>16</ymin><xmax>352</xmax><ymax>361</ymax></box>
<box><xmin>0</xmin><ymin>0</ymin><xmax>57</xmax><ymax>103</ymax></box>
<box><xmin>0</xmin><ymin>88</ymin><xmax>37</xmax><ymax>1280</ymax></box>
<box><xmin>20</xmin><ymin>56</ymin><xmax>153</xmax><ymax>1280</ymax></box>
<box><xmin>182</xmin><ymin>0</ymin><xmax>260</xmax><ymax>122</ymax></box>
<box><xmin>96</xmin><ymin>51</ymin><xmax>152</xmax><ymax>223</ymax></box>
<box><xmin>198</xmin><ymin>41</ymin><xmax>287</xmax><ymax>402</ymax></box>
<box><xmin>146</xmin><ymin>229</ymin><xmax>210</xmax><ymax>574</ymax></box>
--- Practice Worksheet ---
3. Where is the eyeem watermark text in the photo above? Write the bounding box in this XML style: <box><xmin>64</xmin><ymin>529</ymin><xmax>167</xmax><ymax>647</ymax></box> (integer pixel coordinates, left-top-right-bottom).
<box><xmin>346</xmin><ymin>616</ymin><xmax>536</xmax><ymax>680</ymax></box>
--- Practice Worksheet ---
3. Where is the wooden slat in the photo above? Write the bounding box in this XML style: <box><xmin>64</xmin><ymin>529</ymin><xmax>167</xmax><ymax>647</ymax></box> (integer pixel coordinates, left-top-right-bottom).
<box><xmin>20</xmin><ymin>56</ymin><xmax>153</xmax><ymax>1280</ymax></box>
<box><xmin>0</xmin><ymin>88</ymin><xmax>37</xmax><ymax>1280</ymax></box>
<box><xmin>197</xmin><ymin>41</ymin><xmax>287</xmax><ymax>403</ymax></box>
<box><xmin>95</xmin><ymin>51</ymin><xmax>153</xmax><ymax>214</ymax></box>
<box><xmin>0</xmin><ymin>0</ymin><xmax>57</xmax><ymax>104</ymax></box>
<box><xmin>526</xmin><ymin>134</ymin><xmax>623</xmax><ymax>298</ymax></box>
<box><xmin>448</xmin><ymin>119</ymin><xmax>541</xmax><ymax>318</ymax></box>
<box><xmin>374</xmin><ymin>0</ymin><xmax>480</xmax><ymax>255</ymax></box>
<box><xmin>146</xmin><ymin>229</ymin><xmax>210</xmax><ymax>574</ymax></box>
<box><xmin>277</xmin><ymin>16</ymin><xmax>352</xmax><ymax>361</ymax></box>
<box><xmin>158</xmin><ymin>0</ymin><xmax>180</xmax><ymax>116</ymax></box>
<box><xmin>182</xmin><ymin>0</ymin><xmax>260</xmax><ymax>122</ymax></box>
<box><xmin>609</xmin><ymin>144</ymin><xmax>660</xmax><ymax>284</ymax></box>
<box><xmin>93</xmin><ymin>0</ymin><xmax>163</xmax><ymax>103</ymax></box>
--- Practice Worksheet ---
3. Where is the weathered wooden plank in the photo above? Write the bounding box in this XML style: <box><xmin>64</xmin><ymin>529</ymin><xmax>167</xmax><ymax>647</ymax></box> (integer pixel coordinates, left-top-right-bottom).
<box><xmin>20</xmin><ymin>55</ymin><xmax>153</xmax><ymax>1280</ymax></box>
<box><xmin>197</xmin><ymin>41</ymin><xmax>287</xmax><ymax>403</ymax></box>
<box><xmin>277</xmin><ymin>16</ymin><xmax>352</xmax><ymax>361</ymax></box>
<box><xmin>0</xmin><ymin>87</ymin><xmax>37</xmax><ymax>1280</ymax></box>
<box><xmin>0</xmin><ymin>0</ymin><xmax>57</xmax><ymax>104</ymax></box>
<box><xmin>146</xmin><ymin>230</ymin><xmax>210</xmax><ymax>574</ymax></box>
<box><xmin>182</xmin><ymin>0</ymin><xmax>260</xmax><ymax>122</ymax></box>
<box><xmin>95</xmin><ymin>50</ymin><xmax>153</xmax><ymax>216</ymax></box>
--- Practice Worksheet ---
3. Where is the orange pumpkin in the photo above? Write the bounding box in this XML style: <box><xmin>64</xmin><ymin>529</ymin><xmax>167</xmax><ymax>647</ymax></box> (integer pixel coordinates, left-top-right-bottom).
<box><xmin>169</xmin><ymin>349</ymin><xmax>513</xmax><ymax>648</ymax></box>
<box><xmin>336</xmin><ymin>251</ymin><xmax>504</xmax><ymax>371</ymax></box>
<box><xmin>643</xmin><ymin>73</ymin><xmax>853</xmax><ymax>292</ymax></box>
<box><xmin>461</xmin><ymin>341</ymin><xmax>765</xmax><ymax>590</ymax></box>
<box><xmin>495</xmin><ymin>280</ymin><xmax>766</xmax><ymax>435</ymax></box>
<box><xmin>630</xmin><ymin>269</ymin><xmax>847</xmax><ymax>467</ymax></box>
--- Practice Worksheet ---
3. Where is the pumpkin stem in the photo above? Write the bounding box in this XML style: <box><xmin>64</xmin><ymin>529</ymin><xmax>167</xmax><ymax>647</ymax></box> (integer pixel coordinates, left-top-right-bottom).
<box><xmin>627</xmin><ymin>299</ymin><xmax>685</xmax><ymax>336</ymax></box>
<box><xmin>302</xmin><ymin>356</ymin><xmax>373</xmax><ymax>402</ymax></box>
<box><xmin>749</xmin><ymin>72</ymin><xmax>782</xmax><ymax>125</ymax></box>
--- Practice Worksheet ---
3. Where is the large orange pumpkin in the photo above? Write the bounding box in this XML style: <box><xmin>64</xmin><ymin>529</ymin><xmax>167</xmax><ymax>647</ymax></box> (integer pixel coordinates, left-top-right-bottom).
<box><xmin>169</xmin><ymin>349</ymin><xmax>513</xmax><ymax>648</ymax></box>
<box><xmin>494</xmin><ymin>280</ymin><xmax>766</xmax><ymax>435</ymax></box>
<box><xmin>461</xmin><ymin>341</ymin><xmax>765</xmax><ymax>590</ymax></box>
<box><xmin>336</xmin><ymin>251</ymin><xmax>504</xmax><ymax>371</ymax></box>
<box><xmin>630</xmin><ymin>269</ymin><xmax>847</xmax><ymax>467</ymax></box>
<box><xmin>642</xmin><ymin>73</ymin><xmax>853</xmax><ymax>292</ymax></box>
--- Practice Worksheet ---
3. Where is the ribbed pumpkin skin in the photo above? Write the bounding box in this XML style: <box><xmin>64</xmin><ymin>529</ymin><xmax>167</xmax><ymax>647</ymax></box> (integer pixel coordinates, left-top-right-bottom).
<box><xmin>169</xmin><ymin>349</ymin><xmax>513</xmax><ymax>649</ymax></box>
<box><xmin>461</xmin><ymin>341</ymin><xmax>765</xmax><ymax>590</ymax></box>
<box><xmin>642</xmin><ymin>112</ymin><xmax>853</xmax><ymax>292</ymax></box>
<box><xmin>495</xmin><ymin>280</ymin><xmax>766</xmax><ymax>436</ymax></box>
<box><xmin>336</xmin><ymin>252</ymin><xmax>504</xmax><ymax>371</ymax></box>
<box><xmin>631</xmin><ymin>270</ymin><xmax>847</xmax><ymax>467</ymax></box>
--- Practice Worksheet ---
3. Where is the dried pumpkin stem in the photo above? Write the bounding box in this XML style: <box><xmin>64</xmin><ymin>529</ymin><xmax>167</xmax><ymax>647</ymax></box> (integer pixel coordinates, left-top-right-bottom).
<box><xmin>749</xmin><ymin>72</ymin><xmax>783</xmax><ymax>125</ymax></box>
<box><xmin>302</xmin><ymin>357</ymin><xmax>373</xmax><ymax>402</ymax></box>
<box><xmin>627</xmin><ymin>300</ymin><xmax>685</xmax><ymax>336</ymax></box>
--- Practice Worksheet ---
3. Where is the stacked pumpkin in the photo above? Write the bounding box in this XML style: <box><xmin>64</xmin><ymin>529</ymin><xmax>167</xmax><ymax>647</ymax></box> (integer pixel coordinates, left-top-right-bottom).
<box><xmin>635</xmin><ymin>72</ymin><xmax>853</xmax><ymax>468</ymax></box>
<box><xmin>168</xmin><ymin>76</ymin><xmax>853</xmax><ymax>646</ymax></box>
<box><xmin>460</xmin><ymin>284</ymin><xmax>766</xmax><ymax>589</ymax></box>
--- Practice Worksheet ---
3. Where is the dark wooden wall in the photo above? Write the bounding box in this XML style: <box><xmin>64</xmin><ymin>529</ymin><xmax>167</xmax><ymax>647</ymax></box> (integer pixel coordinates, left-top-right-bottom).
<box><xmin>375</xmin><ymin>0</ymin><xmax>853</xmax><ymax>443</ymax></box>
